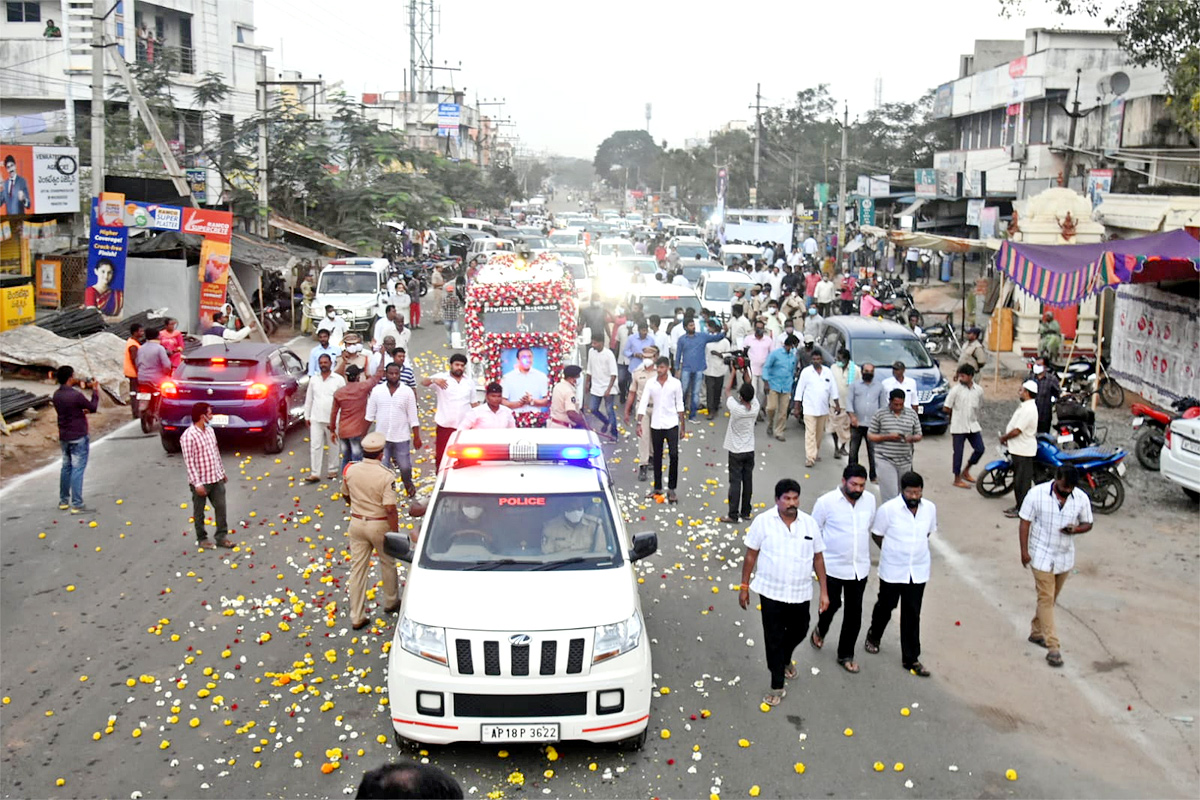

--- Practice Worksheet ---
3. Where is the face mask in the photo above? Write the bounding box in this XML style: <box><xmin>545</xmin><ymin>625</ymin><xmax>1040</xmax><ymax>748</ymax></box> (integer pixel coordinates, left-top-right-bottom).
<box><xmin>347</xmin><ymin>344</ymin><xmax>362</xmax><ymax>354</ymax></box>
<box><xmin>844</xmin><ymin>489</ymin><xmax>863</xmax><ymax>501</ymax></box>
<box><xmin>565</xmin><ymin>509</ymin><xmax>584</xmax><ymax>524</ymax></box>
<box><xmin>327</xmin><ymin>312</ymin><xmax>335</xmax><ymax>319</ymax></box>
<box><xmin>463</xmin><ymin>506</ymin><xmax>483</xmax><ymax>520</ymax></box>
<box><xmin>643</xmin><ymin>358</ymin><xmax>654</xmax><ymax>368</ymax></box>
<box><xmin>676</xmin><ymin>314</ymin><xmax>684</xmax><ymax>321</ymax></box>
<box><xmin>768</xmin><ymin>308</ymin><xmax>778</xmax><ymax>315</ymax></box>
<box><xmin>1033</xmin><ymin>364</ymin><xmax>1045</xmax><ymax>375</ymax></box>
<box><xmin>863</xmin><ymin>373</ymin><xmax>874</xmax><ymax>382</ymax></box>
<box><xmin>904</xmin><ymin>496</ymin><xmax>921</xmax><ymax>509</ymax></box>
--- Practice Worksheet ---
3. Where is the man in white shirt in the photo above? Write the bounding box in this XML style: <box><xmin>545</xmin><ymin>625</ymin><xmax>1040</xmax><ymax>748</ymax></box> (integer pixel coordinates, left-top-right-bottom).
<box><xmin>624</xmin><ymin>345</ymin><xmax>659</xmax><ymax>482</ymax></box>
<box><xmin>671</xmin><ymin>271</ymin><xmax>690</xmax><ymax>288</ymax></box>
<box><xmin>316</xmin><ymin>304</ymin><xmax>349</xmax><ymax>348</ymax></box>
<box><xmin>727</xmin><ymin>303</ymin><xmax>752</xmax><ymax>346</ymax></box>
<box><xmin>1000</xmin><ymin>380</ymin><xmax>1040</xmax><ymax>518</ymax></box>
<box><xmin>802</xmin><ymin>235</ymin><xmax>819</xmax><ymax>257</ymax></box>
<box><xmin>372</xmin><ymin>305</ymin><xmax>408</xmax><ymax>352</ymax></box>
<box><xmin>1018</xmin><ymin>465</ymin><xmax>1094</xmax><ymax>668</ymax></box>
<box><xmin>881</xmin><ymin>361</ymin><xmax>919</xmax><ymax>412</ymax></box>
<box><xmin>787</xmin><ymin>247</ymin><xmax>802</xmax><ymax>268</ymax></box>
<box><xmin>810</xmin><ymin>464</ymin><xmax>876</xmax><ymax>673</ymax></box>
<box><xmin>767</xmin><ymin>266</ymin><xmax>784</xmax><ymax>301</ymax></box>
<box><xmin>421</xmin><ymin>353</ymin><xmax>478</xmax><ymax>467</ymax></box>
<box><xmin>719</xmin><ymin>382</ymin><xmax>759</xmax><ymax>524</ymax></box>
<box><xmin>944</xmin><ymin>363</ymin><xmax>986</xmax><ymax>488</ymax></box>
<box><xmin>460</xmin><ymin>382</ymin><xmax>516</xmax><ymax>430</ymax></box>
<box><xmin>303</xmin><ymin>353</ymin><xmax>346</xmax><ymax>482</ymax></box>
<box><xmin>793</xmin><ymin>351</ymin><xmax>841</xmax><ymax>468</ymax></box>
<box><xmin>865</xmin><ymin>470</ymin><xmax>936</xmax><ymax>677</ymax></box>
<box><xmin>636</xmin><ymin>356</ymin><xmax>686</xmax><ymax>503</ymax></box>
<box><xmin>703</xmin><ymin>326</ymin><xmax>728</xmax><ymax>416</ymax></box>
<box><xmin>502</xmin><ymin>346</ymin><xmax>551</xmax><ymax>413</ymax></box>
<box><xmin>585</xmin><ymin>333</ymin><xmax>619</xmax><ymax>437</ymax></box>
<box><xmin>366</xmin><ymin>362</ymin><xmax>422</xmax><ymax>497</ymax></box>
<box><xmin>814</xmin><ymin>274</ymin><xmax>836</xmax><ymax>316</ymax></box>
<box><xmin>738</xmin><ymin>477</ymin><xmax>829</xmax><ymax>706</ymax></box>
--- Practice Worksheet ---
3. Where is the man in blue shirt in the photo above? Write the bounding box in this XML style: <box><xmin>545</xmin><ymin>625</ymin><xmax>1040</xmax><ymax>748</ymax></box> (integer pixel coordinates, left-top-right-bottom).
<box><xmin>674</xmin><ymin>317</ymin><xmax>726</xmax><ymax>421</ymax></box>
<box><xmin>623</xmin><ymin>321</ymin><xmax>656</xmax><ymax>364</ymax></box>
<box><xmin>761</xmin><ymin>334</ymin><xmax>799</xmax><ymax>441</ymax></box>
<box><xmin>308</xmin><ymin>328</ymin><xmax>343</xmax><ymax>375</ymax></box>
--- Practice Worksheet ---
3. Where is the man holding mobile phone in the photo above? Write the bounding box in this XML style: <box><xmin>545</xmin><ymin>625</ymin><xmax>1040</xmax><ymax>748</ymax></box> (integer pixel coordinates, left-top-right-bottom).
<box><xmin>1018</xmin><ymin>465</ymin><xmax>1093</xmax><ymax>668</ymax></box>
<box><xmin>51</xmin><ymin>366</ymin><xmax>99</xmax><ymax>513</ymax></box>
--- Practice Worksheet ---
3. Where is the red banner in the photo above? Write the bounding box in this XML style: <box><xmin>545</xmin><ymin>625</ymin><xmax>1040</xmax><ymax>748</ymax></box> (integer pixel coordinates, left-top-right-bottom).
<box><xmin>182</xmin><ymin>207</ymin><xmax>233</xmax><ymax>242</ymax></box>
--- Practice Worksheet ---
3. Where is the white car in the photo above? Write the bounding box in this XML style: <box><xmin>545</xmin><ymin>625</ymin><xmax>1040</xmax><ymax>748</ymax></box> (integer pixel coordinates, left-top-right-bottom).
<box><xmin>1162</xmin><ymin>416</ymin><xmax>1200</xmax><ymax>502</ymax></box>
<box><xmin>307</xmin><ymin>257</ymin><xmax>391</xmax><ymax>334</ymax></box>
<box><xmin>668</xmin><ymin>236</ymin><xmax>711</xmax><ymax>261</ymax></box>
<box><xmin>383</xmin><ymin>429</ymin><xmax>657</xmax><ymax>750</ymax></box>
<box><xmin>696</xmin><ymin>270</ymin><xmax>759</xmax><ymax>319</ymax></box>
<box><xmin>625</xmin><ymin>283</ymin><xmax>703</xmax><ymax>331</ymax></box>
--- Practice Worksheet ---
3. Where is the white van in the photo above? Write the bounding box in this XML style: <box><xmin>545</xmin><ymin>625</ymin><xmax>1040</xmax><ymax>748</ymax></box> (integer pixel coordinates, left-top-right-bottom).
<box><xmin>383</xmin><ymin>428</ymin><xmax>656</xmax><ymax>751</ymax></box>
<box><xmin>696</xmin><ymin>270</ymin><xmax>760</xmax><ymax>319</ymax></box>
<box><xmin>307</xmin><ymin>258</ymin><xmax>390</xmax><ymax>334</ymax></box>
<box><xmin>448</xmin><ymin>217</ymin><xmax>494</xmax><ymax>233</ymax></box>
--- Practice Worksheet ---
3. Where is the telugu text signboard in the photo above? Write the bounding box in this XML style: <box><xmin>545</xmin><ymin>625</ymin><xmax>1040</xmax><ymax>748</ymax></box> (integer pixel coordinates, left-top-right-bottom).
<box><xmin>437</xmin><ymin>103</ymin><xmax>461</xmax><ymax>138</ymax></box>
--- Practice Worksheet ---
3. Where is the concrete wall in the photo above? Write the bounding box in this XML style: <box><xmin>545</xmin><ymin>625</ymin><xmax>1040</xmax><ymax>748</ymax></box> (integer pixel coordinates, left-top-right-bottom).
<box><xmin>124</xmin><ymin>256</ymin><xmax>200</xmax><ymax>333</ymax></box>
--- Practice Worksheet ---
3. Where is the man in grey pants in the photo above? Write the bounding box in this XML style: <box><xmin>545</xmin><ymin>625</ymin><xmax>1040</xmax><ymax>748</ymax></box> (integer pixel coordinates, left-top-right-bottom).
<box><xmin>868</xmin><ymin>389</ymin><xmax>923</xmax><ymax>502</ymax></box>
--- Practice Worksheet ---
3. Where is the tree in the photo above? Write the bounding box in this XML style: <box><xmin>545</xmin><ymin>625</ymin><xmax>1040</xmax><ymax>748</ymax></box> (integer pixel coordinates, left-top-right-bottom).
<box><xmin>848</xmin><ymin>90</ymin><xmax>954</xmax><ymax>188</ymax></box>
<box><xmin>593</xmin><ymin>129</ymin><xmax>661</xmax><ymax>185</ymax></box>
<box><xmin>1000</xmin><ymin>0</ymin><xmax>1200</xmax><ymax>138</ymax></box>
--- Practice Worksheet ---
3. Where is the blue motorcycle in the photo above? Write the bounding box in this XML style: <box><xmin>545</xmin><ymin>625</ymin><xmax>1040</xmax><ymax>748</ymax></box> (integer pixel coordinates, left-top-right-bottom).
<box><xmin>975</xmin><ymin>434</ymin><xmax>1128</xmax><ymax>514</ymax></box>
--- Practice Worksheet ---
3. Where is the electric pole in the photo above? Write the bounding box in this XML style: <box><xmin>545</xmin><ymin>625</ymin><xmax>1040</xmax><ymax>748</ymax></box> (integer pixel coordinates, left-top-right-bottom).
<box><xmin>751</xmin><ymin>83</ymin><xmax>762</xmax><ymax>208</ymax></box>
<box><xmin>256</xmin><ymin>51</ymin><xmax>269</xmax><ymax>237</ymax></box>
<box><xmin>835</xmin><ymin>104</ymin><xmax>848</xmax><ymax>271</ymax></box>
<box><xmin>90</xmin><ymin>0</ymin><xmax>107</xmax><ymax>198</ymax></box>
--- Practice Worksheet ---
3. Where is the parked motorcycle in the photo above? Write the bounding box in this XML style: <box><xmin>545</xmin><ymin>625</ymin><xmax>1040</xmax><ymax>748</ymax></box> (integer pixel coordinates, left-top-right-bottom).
<box><xmin>975</xmin><ymin>435</ymin><xmax>1128</xmax><ymax>514</ymax></box>
<box><xmin>920</xmin><ymin>319</ymin><xmax>961</xmax><ymax>357</ymax></box>
<box><xmin>1054</xmin><ymin>398</ymin><xmax>1103</xmax><ymax>450</ymax></box>
<box><xmin>1131</xmin><ymin>396</ymin><xmax>1200</xmax><ymax>470</ymax></box>
<box><xmin>137</xmin><ymin>381</ymin><xmax>163</xmax><ymax>435</ymax></box>
<box><xmin>1057</xmin><ymin>356</ymin><xmax>1124</xmax><ymax>408</ymax></box>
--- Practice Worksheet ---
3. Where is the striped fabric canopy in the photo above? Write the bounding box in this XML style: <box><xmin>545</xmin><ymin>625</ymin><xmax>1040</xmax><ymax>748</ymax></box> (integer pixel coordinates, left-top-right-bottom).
<box><xmin>995</xmin><ymin>229</ymin><xmax>1200</xmax><ymax>307</ymax></box>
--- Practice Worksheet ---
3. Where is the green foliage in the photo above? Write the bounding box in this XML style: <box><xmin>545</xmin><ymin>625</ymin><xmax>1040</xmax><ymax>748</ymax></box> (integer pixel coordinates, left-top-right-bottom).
<box><xmin>593</xmin><ymin>130</ymin><xmax>662</xmax><ymax>184</ymax></box>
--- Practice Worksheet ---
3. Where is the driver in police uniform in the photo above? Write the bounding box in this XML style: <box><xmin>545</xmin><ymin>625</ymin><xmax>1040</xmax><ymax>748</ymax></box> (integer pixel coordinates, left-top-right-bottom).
<box><xmin>342</xmin><ymin>432</ymin><xmax>401</xmax><ymax>630</ymax></box>
<box><xmin>541</xmin><ymin>498</ymin><xmax>601</xmax><ymax>554</ymax></box>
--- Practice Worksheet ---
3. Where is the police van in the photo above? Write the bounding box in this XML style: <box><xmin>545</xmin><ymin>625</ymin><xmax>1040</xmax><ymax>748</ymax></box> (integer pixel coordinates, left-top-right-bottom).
<box><xmin>382</xmin><ymin>428</ymin><xmax>657</xmax><ymax>750</ymax></box>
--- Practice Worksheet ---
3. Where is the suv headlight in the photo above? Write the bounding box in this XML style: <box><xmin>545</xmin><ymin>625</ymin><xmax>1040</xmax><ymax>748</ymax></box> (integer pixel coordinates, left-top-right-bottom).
<box><xmin>593</xmin><ymin>611</ymin><xmax>643</xmax><ymax>664</ymax></box>
<box><xmin>933</xmin><ymin>377</ymin><xmax>949</xmax><ymax>396</ymax></box>
<box><xmin>398</xmin><ymin>615</ymin><xmax>447</xmax><ymax>665</ymax></box>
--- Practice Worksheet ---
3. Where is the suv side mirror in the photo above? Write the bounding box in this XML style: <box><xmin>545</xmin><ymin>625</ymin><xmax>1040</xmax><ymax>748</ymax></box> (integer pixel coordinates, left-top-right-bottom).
<box><xmin>628</xmin><ymin>532</ymin><xmax>657</xmax><ymax>562</ymax></box>
<box><xmin>383</xmin><ymin>531</ymin><xmax>412</xmax><ymax>563</ymax></box>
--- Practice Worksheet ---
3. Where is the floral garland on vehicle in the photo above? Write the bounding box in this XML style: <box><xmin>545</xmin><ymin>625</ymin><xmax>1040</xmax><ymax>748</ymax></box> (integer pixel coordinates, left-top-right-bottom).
<box><xmin>463</xmin><ymin>267</ymin><xmax>578</xmax><ymax>428</ymax></box>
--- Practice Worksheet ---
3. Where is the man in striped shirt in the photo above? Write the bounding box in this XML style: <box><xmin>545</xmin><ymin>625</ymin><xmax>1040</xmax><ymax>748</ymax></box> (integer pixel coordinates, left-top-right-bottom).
<box><xmin>868</xmin><ymin>389</ymin><xmax>923</xmax><ymax>503</ymax></box>
<box><xmin>180</xmin><ymin>402</ymin><xmax>233</xmax><ymax>549</ymax></box>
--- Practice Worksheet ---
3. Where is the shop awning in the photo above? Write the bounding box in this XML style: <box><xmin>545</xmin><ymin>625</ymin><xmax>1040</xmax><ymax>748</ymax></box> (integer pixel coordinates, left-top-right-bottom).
<box><xmin>861</xmin><ymin>225</ymin><xmax>993</xmax><ymax>254</ymax></box>
<box><xmin>994</xmin><ymin>228</ymin><xmax>1200</xmax><ymax>307</ymax></box>
<box><xmin>268</xmin><ymin>214</ymin><xmax>357</xmax><ymax>254</ymax></box>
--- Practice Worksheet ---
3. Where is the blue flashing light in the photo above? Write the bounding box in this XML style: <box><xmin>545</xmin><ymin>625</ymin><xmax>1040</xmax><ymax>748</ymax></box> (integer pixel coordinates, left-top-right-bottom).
<box><xmin>558</xmin><ymin>445</ymin><xmax>600</xmax><ymax>460</ymax></box>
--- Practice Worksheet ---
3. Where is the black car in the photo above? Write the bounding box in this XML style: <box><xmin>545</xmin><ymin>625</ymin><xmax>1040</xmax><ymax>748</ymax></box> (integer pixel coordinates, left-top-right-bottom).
<box><xmin>159</xmin><ymin>343</ymin><xmax>310</xmax><ymax>454</ymax></box>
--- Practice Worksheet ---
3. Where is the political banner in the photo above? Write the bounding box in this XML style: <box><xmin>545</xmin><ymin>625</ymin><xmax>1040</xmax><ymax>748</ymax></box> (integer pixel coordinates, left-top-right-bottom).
<box><xmin>856</xmin><ymin>197</ymin><xmax>876</xmax><ymax>226</ymax></box>
<box><xmin>198</xmin><ymin>237</ymin><xmax>233</xmax><ymax>323</ymax></box>
<box><xmin>437</xmin><ymin>103</ymin><xmax>461</xmax><ymax>138</ymax></box>
<box><xmin>966</xmin><ymin>199</ymin><xmax>985</xmax><ymax>227</ymax></box>
<box><xmin>0</xmin><ymin>145</ymin><xmax>80</xmax><ymax>217</ymax></box>
<box><xmin>36</xmin><ymin>258</ymin><xmax>61</xmax><ymax>308</ymax></box>
<box><xmin>1087</xmin><ymin>169</ymin><xmax>1113</xmax><ymax>209</ymax></box>
<box><xmin>86</xmin><ymin>225</ymin><xmax>128</xmax><ymax>317</ymax></box>
<box><xmin>914</xmin><ymin>168</ymin><xmax>937</xmax><ymax>198</ymax></box>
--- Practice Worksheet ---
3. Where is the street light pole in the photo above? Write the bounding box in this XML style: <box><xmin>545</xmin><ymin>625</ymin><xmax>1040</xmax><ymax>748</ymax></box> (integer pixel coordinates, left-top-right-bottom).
<box><xmin>835</xmin><ymin>104</ymin><xmax>848</xmax><ymax>272</ymax></box>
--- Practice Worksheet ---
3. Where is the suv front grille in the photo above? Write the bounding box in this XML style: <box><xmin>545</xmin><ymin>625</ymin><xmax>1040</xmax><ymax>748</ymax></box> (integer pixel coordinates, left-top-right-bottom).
<box><xmin>451</xmin><ymin>630</ymin><xmax>592</xmax><ymax>677</ymax></box>
<box><xmin>454</xmin><ymin>692</ymin><xmax>586</xmax><ymax>718</ymax></box>
<box><xmin>917</xmin><ymin>389</ymin><xmax>935</xmax><ymax>403</ymax></box>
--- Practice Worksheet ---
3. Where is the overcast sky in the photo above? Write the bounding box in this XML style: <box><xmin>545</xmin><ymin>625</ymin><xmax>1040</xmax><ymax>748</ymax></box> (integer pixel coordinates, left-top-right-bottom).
<box><xmin>254</xmin><ymin>0</ymin><xmax>1084</xmax><ymax>160</ymax></box>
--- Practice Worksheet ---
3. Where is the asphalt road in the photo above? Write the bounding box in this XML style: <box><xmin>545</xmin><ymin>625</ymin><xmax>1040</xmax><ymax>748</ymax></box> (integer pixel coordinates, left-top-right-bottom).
<box><xmin>1</xmin><ymin>318</ymin><xmax>1193</xmax><ymax>799</ymax></box>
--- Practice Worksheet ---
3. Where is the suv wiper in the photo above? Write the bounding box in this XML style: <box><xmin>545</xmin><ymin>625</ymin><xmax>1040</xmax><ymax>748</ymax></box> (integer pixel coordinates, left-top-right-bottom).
<box><xmin>463</xmin><ymin>558</ymin><xmax>540</xmax><ymax>571</ymax></box>
<box><xmin>531</xmin><ymin>556</ymin><xmax>603</xmax><ymax>571</ymax></box>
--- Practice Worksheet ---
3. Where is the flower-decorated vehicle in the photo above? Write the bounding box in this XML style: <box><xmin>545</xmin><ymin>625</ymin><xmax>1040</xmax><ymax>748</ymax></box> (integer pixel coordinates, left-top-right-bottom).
<box><xmin>381</xmin><ymin>428</ymin><xmax>657</xmax><ymax>751</ymax></box>
<box><xmin>462</xmin><ymin>252</ymin><xmax>583</xmax><ymax>427</ymax></box>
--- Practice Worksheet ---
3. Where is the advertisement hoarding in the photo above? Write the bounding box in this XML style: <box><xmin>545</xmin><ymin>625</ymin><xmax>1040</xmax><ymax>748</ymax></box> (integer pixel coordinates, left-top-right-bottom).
<box><xmin>0</xmin><ymin>145</ymin><xmax>80</xmax><ymax>217</ymax></box>
<box><xmin>86</xmin><ymin>225</ymin><xmax>129</xmax><ymax>317</ymax></box>
<box><xmin>437</xmin><ymin>103</ymin><xmax>461</xmax><ymax>139</ymax></box>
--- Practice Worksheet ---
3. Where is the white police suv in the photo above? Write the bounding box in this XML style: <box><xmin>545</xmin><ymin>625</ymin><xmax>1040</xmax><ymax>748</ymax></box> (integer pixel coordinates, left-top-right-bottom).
<box><xmin>382</xmin><ymin>428</ymin><xmax>657</xmax><ymax>750</ymax></box>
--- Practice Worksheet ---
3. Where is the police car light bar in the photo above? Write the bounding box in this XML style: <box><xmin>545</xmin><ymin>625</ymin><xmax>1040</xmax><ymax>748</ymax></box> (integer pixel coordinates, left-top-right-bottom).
<box><xmin>444</xmin><ymin>442</ymin><xmax>602</xmax><ymax>463</ymax></box>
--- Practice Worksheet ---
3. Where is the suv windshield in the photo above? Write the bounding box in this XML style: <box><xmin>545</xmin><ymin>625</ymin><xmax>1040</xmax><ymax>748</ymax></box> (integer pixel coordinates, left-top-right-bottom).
<box><xmin>636</xmin><ymin>295</ymin><xmax>703</xmax><ymax>319</ymax></box>
<box><xmin>704</xmin><ymin>280</ymin><xmax>756</xmax><ymax>302</ymax></box>
<box><xmin>319</xmin><ymin>271</ymin><xmax>378</xmax><ymax>294</ymax></box>
<box><xmin>177</xmin><ymin>358</ymin><xmax>259</xmax><ymax>381</ymax></box>
<box><xmin>850</xmin><ymin>336</ymin><xmax>934</xmax><ymax>369</ymax></box>
<box><xmin>681</xmin><ymin>264</ymin><xmax>720</xmax><ymax>284</ymax></box>
<box><xmin>600</xmin><ymin>242</ymin><xmax>634</xmax><ymax>257</ymax></box>
<box><xmin>676</xmin><ymin>244</ymin><xmax>709</xmax><ymax>259</ymax></box>
<box><xmin>419</xmin><ymin>492</ymin><xmax>622</xmax><ymax>571</ymax></box>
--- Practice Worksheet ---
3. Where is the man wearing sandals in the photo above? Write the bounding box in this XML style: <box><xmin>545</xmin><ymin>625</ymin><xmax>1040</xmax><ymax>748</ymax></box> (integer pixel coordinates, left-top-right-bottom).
<box><xmin>1018</xmin><ymin>465</ymin><xmax>1093</xmax><ymax>668</ymax></box>
<box><xmin>865</xmin><ymin>471</ymin><xmax>935</xmax><ymax>677</ymax></box>
<box><xmin>738</xmin><ymin>478</ymin><xmax>830</xmax><ymax>706</ymax></box>
<box><xmin>810</xmin><ymin>464</ymin><xmax>876</xmax><ymax>673</ymax></box>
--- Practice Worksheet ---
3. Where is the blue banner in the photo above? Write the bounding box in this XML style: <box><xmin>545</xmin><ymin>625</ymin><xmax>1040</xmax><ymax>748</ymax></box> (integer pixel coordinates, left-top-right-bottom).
<box><xmin>85</xmin><ymin>225</ymin><xmax>128</xmax><ymax>317</ymax></box>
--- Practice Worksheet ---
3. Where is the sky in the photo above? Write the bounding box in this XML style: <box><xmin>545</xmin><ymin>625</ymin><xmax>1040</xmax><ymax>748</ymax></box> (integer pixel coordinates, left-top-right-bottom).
<box><xmin>253</xmin><ymin>0</ymin><xmax>1086</xmax><ymax>160</ymax></box>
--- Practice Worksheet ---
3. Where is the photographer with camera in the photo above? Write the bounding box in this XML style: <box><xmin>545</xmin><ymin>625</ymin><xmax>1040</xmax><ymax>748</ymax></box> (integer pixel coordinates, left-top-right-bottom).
<box><xmin>51</xmin><ymin>365</ymin><xmax>99</xmax><ymax>513</ymax></box>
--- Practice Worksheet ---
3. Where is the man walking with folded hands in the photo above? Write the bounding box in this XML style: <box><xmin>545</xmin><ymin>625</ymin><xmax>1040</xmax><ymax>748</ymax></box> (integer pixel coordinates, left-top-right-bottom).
<box><xmin>810</xmin><ymin>464</ymin><xmax>876</xmax><ymax>673</ymax></box>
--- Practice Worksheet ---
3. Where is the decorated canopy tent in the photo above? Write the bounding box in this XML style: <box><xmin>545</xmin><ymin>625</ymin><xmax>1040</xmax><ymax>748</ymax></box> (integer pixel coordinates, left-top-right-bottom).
<box><xmin>860</xmin><ymin>225</ymin><xmax>993</xmax><ymax>254</ymax></box>
<box><xmin>994</xmin><ymin>228</ymin><xmax>1200</xmax><ymax>307</ymax></box>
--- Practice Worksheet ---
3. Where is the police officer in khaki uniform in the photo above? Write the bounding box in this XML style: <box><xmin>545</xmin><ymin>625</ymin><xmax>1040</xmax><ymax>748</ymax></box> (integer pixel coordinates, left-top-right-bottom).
<box><xmin>342</xmin><ymin>432</ymin><xmax>402</xmax><ymax>630</ymax></box>
<box><xmin>623</xmin><ymin>345</ymin><xmax>659</xmax><ymax>481</ymax></box>
<box><xmin>542</xmin><ymin>499</ymin><xmax>602</xmax><ymax>553</ymax></box>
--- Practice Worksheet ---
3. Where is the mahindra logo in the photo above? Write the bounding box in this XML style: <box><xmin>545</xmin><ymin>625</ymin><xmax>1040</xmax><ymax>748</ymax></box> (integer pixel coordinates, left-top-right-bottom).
<box><xmin>509</xmin><ymin>634</ymin><xmax>531</xmax><ymax>646</ymax></box>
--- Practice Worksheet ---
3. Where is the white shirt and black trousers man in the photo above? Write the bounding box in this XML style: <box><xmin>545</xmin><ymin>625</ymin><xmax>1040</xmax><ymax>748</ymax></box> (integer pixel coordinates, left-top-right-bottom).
<box><xmin>637</xmin><ymin>373</ymin><xmax>686</xmax><ymax>495</ymax></box>
<box><xmin>723</xmin><ymin>392</ymin><xmax>760</xmax><ymax>523</ymax></box>
<box><xmin>812</xmin><ymin>484</ymin><xmax>877</xmax><ymax>666</ymax></box>
<box><xmin>744</xmin><ymin>503</ymin><xmax>826</xmax><ymax>694</ymax></box>
<box><xmin>866</xmin><ymin>490</ymin><xmax>937</xmax><ymax>674</ymax></box>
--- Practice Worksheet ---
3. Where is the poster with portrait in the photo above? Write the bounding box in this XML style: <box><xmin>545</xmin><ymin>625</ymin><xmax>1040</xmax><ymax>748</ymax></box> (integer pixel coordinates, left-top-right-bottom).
<box><xmin>85</xmin><ymin>226</ymin><xmax>128</xmax><ymax>317</ymax></box>
<box><xmin>198</xmin><ymin>237</ymin><xmax>233</xmax><ymax>323</ymax></box>
<box><xmin>500</xmin><ymin>345</ymin><xmax>550</xmax><ymax>412</ymax></box>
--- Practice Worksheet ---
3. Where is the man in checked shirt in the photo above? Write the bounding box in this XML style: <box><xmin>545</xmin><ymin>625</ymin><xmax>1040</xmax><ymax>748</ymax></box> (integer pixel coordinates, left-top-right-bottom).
<box><xmin>180</xmin><ymin>402</ymin><xmax>234</xmax><ymax>549</ymax></box>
